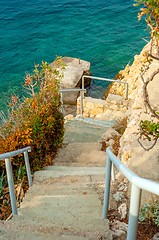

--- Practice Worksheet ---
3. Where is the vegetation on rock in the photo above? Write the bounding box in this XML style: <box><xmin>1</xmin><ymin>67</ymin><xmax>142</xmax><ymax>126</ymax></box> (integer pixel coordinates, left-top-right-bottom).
<box><xmin>134</xmin><ymin>0</ymin><xmax>159</xmax><ymax>42</ymax></box>
<box><xmin>133</xmin><ymin>0</ymin><xmax>159</xmax><ymax>149</ymax></box>
<box><xmin>134</xmin><ymin>0</ymin><xmax>159</xmax><ymax>230</ymax></box>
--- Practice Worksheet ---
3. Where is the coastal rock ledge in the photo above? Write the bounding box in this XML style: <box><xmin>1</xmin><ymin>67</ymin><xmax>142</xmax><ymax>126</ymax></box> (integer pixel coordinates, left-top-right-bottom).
<box><xmin>51</xmin><ymin>57</ymin><xmax>91</xmax><ymax>104</ymax></box>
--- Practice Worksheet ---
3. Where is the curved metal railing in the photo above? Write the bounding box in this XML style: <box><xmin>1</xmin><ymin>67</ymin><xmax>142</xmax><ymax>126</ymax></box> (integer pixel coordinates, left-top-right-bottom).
<box><xmin>82</xmin><ymin>75</ymin><xmax>129</xmax><ymax>99</ymax></box>
<box><xmin>103</xmin><ymin>147</ymin><xmax>159</xmax><ymax>240</ymax></box>
<box><xmin>0</xmin><ymin>146</ymin><xmax>32</xmax><ymax>215</ymax></box>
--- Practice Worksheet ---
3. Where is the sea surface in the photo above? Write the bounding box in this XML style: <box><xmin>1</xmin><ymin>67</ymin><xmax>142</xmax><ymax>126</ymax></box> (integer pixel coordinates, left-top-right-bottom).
<box><xmin>0</xmin><ymin>0</ymin><xmax>147</xmax><ymax>110</ymax></box>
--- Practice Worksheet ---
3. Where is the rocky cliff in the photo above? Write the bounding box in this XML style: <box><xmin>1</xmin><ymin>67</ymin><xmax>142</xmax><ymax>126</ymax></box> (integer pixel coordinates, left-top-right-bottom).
<box><xmin>108</xmin><ymin>42</ymin><xmax>159</xmax><ymax>182</ymax></box>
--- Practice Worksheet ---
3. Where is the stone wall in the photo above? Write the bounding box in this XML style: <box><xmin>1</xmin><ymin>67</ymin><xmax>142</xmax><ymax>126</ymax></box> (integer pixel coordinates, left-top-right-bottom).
<box><xmin>77</xmin><ymin>94</ymin><xmax>129</xmax><ymax>121</ymax></box>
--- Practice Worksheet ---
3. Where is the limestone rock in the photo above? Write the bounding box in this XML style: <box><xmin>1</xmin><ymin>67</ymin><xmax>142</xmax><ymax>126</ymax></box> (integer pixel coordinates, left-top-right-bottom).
<box><xmin>118</xmin><ymin>203</ymin><xmax>127</xmax><ymax>219</ymax></box>
<box><xmin>99</xmin><ymin>127</ymin><xmax>120</xmax><ymax>145</ymax></box>
<box><xmin>115</xmin><ymin>172</ymin><xmax>125</xmax><ymax>182</ymax></box>
<box><xmin>95</xmin><ymin>111</ymin><xmax>114</xmax><ymax>121</ymax></box>
<box><xmin>78</xmin><ymin>93</ymin><xmax>129</xmax><ymax>120</ymax></box>
<box><xmin>77</xmin><ymin>97</ymin><xmax>107</xmax><ymax>117</ymax></box>
<box><xmin>111</xmin><ymin>220</ymin><xmax>127</xmax><ymax>240</ymax></box>
<box><xmin>147</xmin><ymin>66</ymin><xmax>159</xmax><ymax>111</ymax></box>
<box><xmin>106</xmin><ymin>94</ymin><xmax>124</xmax><ymax>102</ymax></box>
<box><xmin>64</xmin><ymin>114</ymin><xmax>74</xmax><ymax>121</ymax></box>
<box><xmin>113</xmin><ymin>192</ymin><xmax>125</xmax><ymax>202</ymax></box>
<box><xmin>153</xmin><ymin>232</ymin><xmax>159</xmax><ymax>240</ymax></box>
<box><xmin>105</xmin><ymin>41</ymin><xmax>159</xmax><ymax>203</ymax></box>
<box><xmin>112</xmin><ymin>229</ymin><xmax>126</xmax><ymax>240</ymax></box>
<box><xmin>118</xmin><ymin>183</ymin><xmax>128</xmax><ymax>192</ymax></box>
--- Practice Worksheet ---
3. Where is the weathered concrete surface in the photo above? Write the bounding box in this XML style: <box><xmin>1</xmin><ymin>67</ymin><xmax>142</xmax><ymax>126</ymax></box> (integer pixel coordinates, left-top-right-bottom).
<box><xmin>64</xmin><ymin>117</ymin><xmax>115</xmax><ymax>144</ymax></box>
<box><xmin>17</xmin><ymin>176</ymin><xmax>110</xmax><ymax>236</ymax></box>
<box><xmin>34</xmin><ymin>166</ymin><xmax>106</xmax><ymax>182</ymax></box>
<box><xmin>59</xmin><ymin>57</ymin><xmax>90</xmax><ymax>88</ymax></box>
<box><xmin>0</xmin><ymin>118</ymin><xmax>112</xmax><ymax>240</ymax></box>
<box><xmin>54</xmin><ymin>143</ymin><xmax>106</xmax><ymax>167</ymax></box>
<box><xmin>51</xmin><ymin>57</ymin><xmax>90</xmax><ymax>104</ymax></box>
<box><xmin>0</xmin><ymin>223</ymin><xmax>92</xmax><ymax>240</ymax></box>
<box><xmin>1</xmin><ymin>170</ymin><xmax>111</xmax><ymax>240</ymax></box>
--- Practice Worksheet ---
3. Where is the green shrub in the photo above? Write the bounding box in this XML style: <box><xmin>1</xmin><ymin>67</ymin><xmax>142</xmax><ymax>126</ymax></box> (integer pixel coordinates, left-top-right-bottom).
<box><xmin>139</xmin><ymin>199</ymin><xmax>159</xmax><ymax>227</ymax></box>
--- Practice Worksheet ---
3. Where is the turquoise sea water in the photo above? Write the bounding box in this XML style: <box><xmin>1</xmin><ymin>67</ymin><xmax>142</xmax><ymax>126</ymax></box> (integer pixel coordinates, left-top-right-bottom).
<box><xmin>0</xmin><ymin>0</ymin><xmax>147</xmax><ymax>110</ymax></box>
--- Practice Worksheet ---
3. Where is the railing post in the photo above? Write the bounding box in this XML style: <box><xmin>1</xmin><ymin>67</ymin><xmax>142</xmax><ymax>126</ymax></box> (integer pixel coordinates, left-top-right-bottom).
<box><xmin>82</xmin><ymin>76</ymin><xmax>85</xmax><ymax>90</ymax></box>
<box><xmin>111</xmin><ymin>163</ymin><xmax>115</xmax><ymax>182</ymax></box>
<box><xmin>24</xmin><ymin>151</ymin><xmax>32</xmax><ymax>187</ymax></box>
<box><xmin>102</xmin><ymin>155</ymin><xmax>112</xmax><ymax>219</ymax></box>
<box><xmin>81</xmin><ymin>77</ymin><xmax>86</xmax><ymax>117</ymax></box>
<box><xmin>127</xmin><ymin>184</ymin><xmax>142</xmax><ymax>240</ymax></box>
<box><xmin>80</xmin><ymin>90</ymin><xmax>85</xmax><ymax>117</ymax></box>
<box><xmin>5</xmin><ymin>158</ymin><xmax>18</xmax><ymax>215</ymax></box>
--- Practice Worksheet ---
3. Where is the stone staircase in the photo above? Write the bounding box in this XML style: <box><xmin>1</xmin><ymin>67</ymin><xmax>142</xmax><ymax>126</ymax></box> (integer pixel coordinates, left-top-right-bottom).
<box><xmin>0</xmin><ymin>118</ymin><xmax>113</xmax><ymax>240</ymax></box>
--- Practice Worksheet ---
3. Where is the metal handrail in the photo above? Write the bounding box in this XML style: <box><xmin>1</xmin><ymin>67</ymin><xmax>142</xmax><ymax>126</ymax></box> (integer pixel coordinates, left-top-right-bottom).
<box><xmin>0</xmin><ymin>146</ymin><xmax>32</xmax><ymax>215</ymax></box>
<box><xmin>103</xmin><ymin>147</ymin><xmax>159</xmax><ymax>240</ymax></box>
<box><xmin>60</xmin><ymin>88</ymin><xmax>86</xmax><ymax>116</ymax></box>
<box><xmin>82</xmin><ymin>75</ymin><xmax>129</xmax><ymax>99</ymax></box>
<box><xmin>60</xmin><ymin>88</ymin><xmax>86</xmax><ymax>93</ymax></box>
<box><xmin>0</xmin><ymin>146</ymin><xmax>31</xmax><ymax>160</ymax></box>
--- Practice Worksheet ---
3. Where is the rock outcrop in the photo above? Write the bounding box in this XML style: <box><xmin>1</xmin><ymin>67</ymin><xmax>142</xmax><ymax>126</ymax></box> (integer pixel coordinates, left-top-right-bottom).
<box><xmin>108</xmin><ymin>42</ymin><xmax>159</xmax><ymax>182</ymax></box>
<box><xmin>51</xmin><ymin>57</ymin><xmax>90</xmax><ymax>104</ymax></box>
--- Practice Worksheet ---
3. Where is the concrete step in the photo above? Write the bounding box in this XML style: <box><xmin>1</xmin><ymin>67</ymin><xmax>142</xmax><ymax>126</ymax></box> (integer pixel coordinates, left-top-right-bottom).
<box><xmin>64</xmin><ymin>118</ymin><xmax>115</xmax><ymax>144</ymax></box>
<box><xmin>1</xmin><ymin>177</ymin><xmax>112</xmax><ymax>240</ymax></box>
<box><xmin>0</xmin><ymin>223</ymin><xmax>92</xmax><ymax>240</ymax></box>
<box><xmin>74</xmin><ymin>117</ymin><xmax>116</xmax><ymax>127</ymax></box>
<box><xmin>33</xmin><ymin>166</ymin><xmax>105</xmax><ymax>183</ymax></box>
<box><xmin>54</xmin><ymin>142</ymin><xmax>106</xmax><ymax>167</ymax></box>
<box><xmin>44</xmin><ymin>166</ymin><xmax>105</xmax><ymax>172</ymax></box>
